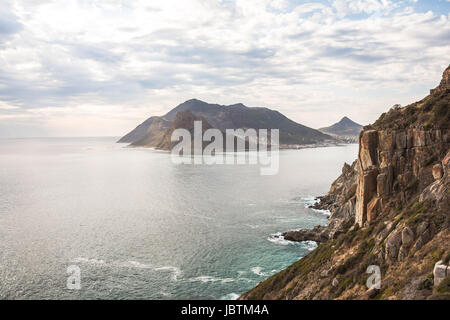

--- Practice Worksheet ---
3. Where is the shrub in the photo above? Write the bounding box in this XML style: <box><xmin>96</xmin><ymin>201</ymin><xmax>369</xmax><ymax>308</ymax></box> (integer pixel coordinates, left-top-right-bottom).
<box><xmin>436</xmin><ymin>276</ymin><xmax>450</xmax><ymax>295</ymax></box>
<box><xmin>418</xmin><ymin>274</ymin><xmax>434</xmax><ymax>290</ymax></box>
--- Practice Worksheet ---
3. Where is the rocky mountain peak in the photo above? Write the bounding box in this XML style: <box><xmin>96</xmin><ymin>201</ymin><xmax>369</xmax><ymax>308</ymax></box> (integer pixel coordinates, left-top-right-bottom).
<box><xmin>185</xmin><ymin>98</ymin><xmax>202</xmax><ymax>103</ymax></box>
<box><xmin>119</xmin><ymin>99</ymin><xmax>333</xmax><ymax>147</ymax></box>
<box><xmin>319</xmin><ymin>116</ymin><xmax>363</xmax><ymax>138</ymax></box>
<box><xmin>430</xmin><ymin>65</ymin><xmax>450</xmax><ymax>95</ymax></box>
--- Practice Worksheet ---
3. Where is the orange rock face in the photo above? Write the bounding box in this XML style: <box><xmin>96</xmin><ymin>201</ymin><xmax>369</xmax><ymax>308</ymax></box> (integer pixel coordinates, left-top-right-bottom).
<box><xmin>355</xmin><ymin>168</ymin><xmax>378</xmax><ymax>226</ymax></box>
<box><xmin>355</xmin><ymin>126</ymin><xmax>449</xmax><ymax>226</ymax></box>
<box><xmin>367</xmin><ymin>197</ymin><xmax>381</xmax><ymax>222</ymax></box>
<box><xmin>359</xmin><ymin>130</ymin><xmax>378</xmax><ymax>170</ymax></box>
<box><xmin>432</xmin><ymin>164</ymin><xmax>443</xmax><ymax>180</ymax></box>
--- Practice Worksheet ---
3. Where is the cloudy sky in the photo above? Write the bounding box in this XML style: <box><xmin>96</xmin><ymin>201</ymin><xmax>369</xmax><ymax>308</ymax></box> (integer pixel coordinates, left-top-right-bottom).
<box><xmin>0</xmin><ymin>0</ymin><xmax>449</xmax><ymax>137</ymax></box>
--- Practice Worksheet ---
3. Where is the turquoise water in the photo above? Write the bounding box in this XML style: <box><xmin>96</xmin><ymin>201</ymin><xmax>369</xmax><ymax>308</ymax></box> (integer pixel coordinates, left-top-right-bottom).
<box><xmin>0</xmin><ymin>138</ymin><xmax>358</xmax><ymax>299</ymax></box>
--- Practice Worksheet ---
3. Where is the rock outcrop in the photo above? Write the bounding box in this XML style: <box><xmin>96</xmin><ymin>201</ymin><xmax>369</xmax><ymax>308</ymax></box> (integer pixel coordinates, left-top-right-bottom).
<box><xmin>430</xmin><ymin>65</ymin><xmax>450</xmax><ymax>95</ymax></box>
<box><xmin>240</xmin><ymin>65</ymin><xmax>450</xmax><ymax>300</ymax></box>
<box><xmin>283</xmin><ymin>160</ymin><xmax>358</xmax><ymax>242</ymax></box>
<box><xmin>283</xmin><ymin>225</ymin><xmax>329</xmax><ymax>243</ymax></box>
<box><xmin>434</xmin><ymin>261</ymin><xmax>449</xmax><ymax>287</ymax></box>
<box><xmin>355</xmin><ymin>126</ymin><xmax>448</xmax><ymax>227</ymax></box>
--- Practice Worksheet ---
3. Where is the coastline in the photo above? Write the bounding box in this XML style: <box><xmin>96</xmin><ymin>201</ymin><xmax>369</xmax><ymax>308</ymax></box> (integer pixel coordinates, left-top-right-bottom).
<box><xmin>119</xmin><ymin>141</ymin><xmax>357</xmax><ymax>151</ymax></box>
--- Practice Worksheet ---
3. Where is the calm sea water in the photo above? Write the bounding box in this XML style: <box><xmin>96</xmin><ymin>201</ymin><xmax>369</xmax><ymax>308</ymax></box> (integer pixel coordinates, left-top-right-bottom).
<box><xmin>0</xmin><ymin>137</ymin><xmax>358</xmax><ymax>300</ymax></box>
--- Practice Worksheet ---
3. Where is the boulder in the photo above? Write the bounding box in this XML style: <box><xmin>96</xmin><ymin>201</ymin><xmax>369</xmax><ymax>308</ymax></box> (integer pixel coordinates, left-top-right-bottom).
<box><xmin>420</xmin><ymin>173</ymin><xmax>448</xmax><ymax>205</ymax></box>
<box><xmin>283</xmin><ymin>225</ymin><xmax>328</xmax><ymax>243</ymax></box>
<box><xmin>432</xmin><ymin>163</ymin><xmax>443</xmax><ymax>180</ymax></box>
<box><xmin>358</xmin><ymin>288</ymin><xmax>380</xmax><ymax>300</ymax></box>
<box><xmin>398</xmin><ymin>245</ymin><xmax>409</xmax><ymax>261</ymax></box>
<box><xmin>411</xmin><ymin>226</ymin><xmax>432</xmax><ymax>252</ymax></box>
<box><xmin>417</xmin><ymin>221</ymin><xmax>429</xmax><ymax>235</ymax></box>
<box><xmin>385</xmin><ymin>230</ymin><xmax>402</xmax><ymax>262</ymax></box>
<box><xmin>430</xmin><ymin>65</ymin><xmax>450</xmax><ymax>94</ymax></box>
<box><xmin>375</xmin><ymin>222</ymin><xmax>392</xmax><ymax>244</ymax></box>
<box><xmin>320</xmin><ymin>266</ymin><xmax>333</xmax><ymax>278</ymax></box>
<box><xmin>401</xmin><ymin>226</ymin><xmax>415</xmax><ymax>248</ymax></box>
<box><xmin>433</xmin><ymin>261</ymin><xmax>449</xmax><ymax>287</ymax></box>
<box><xmin>332</xmin><ymin>278</ymin><xmax>339</xmax><ymax>287</ymax></box>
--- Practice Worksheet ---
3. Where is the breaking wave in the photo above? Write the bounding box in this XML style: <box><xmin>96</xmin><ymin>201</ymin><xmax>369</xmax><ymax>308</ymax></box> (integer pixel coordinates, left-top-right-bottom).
<box><xmin>221</xmin><ymin>293</ymin><xmax>240</xmax><ymax>300</ymax></box>
<box><xmin>267</xmin><ymin>232</ymin><xmax>298</xmax><ymax>245</ymax></box>
<box><xmin>189</xmin><ymin>276</ymin><xmax>235</xmax><ymax>283</ymax></box>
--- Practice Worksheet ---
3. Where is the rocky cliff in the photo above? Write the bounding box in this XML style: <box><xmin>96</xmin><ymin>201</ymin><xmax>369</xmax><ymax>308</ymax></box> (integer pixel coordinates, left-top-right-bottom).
<box><xmin>241</xmin><ymin>66</ymin><xmax>450</xmax><ymax>300</ymax></box>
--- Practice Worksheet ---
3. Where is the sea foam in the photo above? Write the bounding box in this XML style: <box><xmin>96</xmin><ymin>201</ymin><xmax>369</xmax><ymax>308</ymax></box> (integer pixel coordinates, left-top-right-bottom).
<box><xmin>267</xmin><ymin>232</ymin><xmax>298</xmax><ymax>245</ymax></box>
<box><xmin>221</xmin><ymin>293</ymin><xmax>240</xmax><ymax>300</ymax></box>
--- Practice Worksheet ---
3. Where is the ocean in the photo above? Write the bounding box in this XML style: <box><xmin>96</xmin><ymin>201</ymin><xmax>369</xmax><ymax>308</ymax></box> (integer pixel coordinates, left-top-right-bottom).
<box><xmin>0</xmin><ymin>137</ymin><xmax>358</xmax><ymax>299</ymax></box>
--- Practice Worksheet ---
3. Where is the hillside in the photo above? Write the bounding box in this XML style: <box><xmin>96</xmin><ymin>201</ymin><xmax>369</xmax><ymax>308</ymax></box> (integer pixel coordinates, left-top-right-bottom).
<box><xmin>319</xmin><ymin>117</ymin><xmax>363</xmax><ymax>137</ymax></box>
<box><xmin>240</xmin><ymin>65</ymin><xmax>450</xmax><ymax>300</ymax></box>
<box><xmin>131</xmin><ymin>110</ymin><xmax>213</xmax><ymax>150</ymax></box>
<box><xmin>118</xmin><ymin>99</ymin><xmax>334</xmax><ymax>148</ymax></box>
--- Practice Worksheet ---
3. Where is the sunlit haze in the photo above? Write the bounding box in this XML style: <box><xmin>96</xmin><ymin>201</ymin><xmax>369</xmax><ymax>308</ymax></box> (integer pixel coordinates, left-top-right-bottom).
<box><xmin>0</xmin><ymin>0</ymin><xmax>449</xmax><ymax>137</ymax></box>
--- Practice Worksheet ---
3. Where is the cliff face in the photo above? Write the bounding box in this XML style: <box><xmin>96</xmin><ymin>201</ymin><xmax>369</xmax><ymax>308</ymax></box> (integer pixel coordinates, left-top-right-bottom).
<box><xmin>355</xmin><ymin>128</ymin><xmax>448</xmax><ymax>227</ymax></box>
<box><xmin>284</xmin><ymin>160</ymin><xmax>358</xmax><ymax>243</ymax></box>
<box><xmin>241</xmin><ymin>66</ymin><xmax>450</xmax><ymax>300</ymax></box>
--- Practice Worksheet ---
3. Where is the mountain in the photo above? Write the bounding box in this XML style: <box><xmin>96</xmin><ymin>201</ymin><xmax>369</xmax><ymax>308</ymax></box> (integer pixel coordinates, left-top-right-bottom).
<box><xmin>133</xmin><ymin>110</ymin><xmax>213</xmax><ymax>150</ymax></box>
<box><xmin>126</xmin><ymin>116</ymin><xmax>171</xmax><ymax>147</ymax></box>
<box><xmin>240</xmin><ymin>65</ymin><xmax>450</xmax><ymax>300</ymax></box>
<box><xmin>319</xmin><ymin>116</ymin><xmax>363</xmax><ymax>137</ymax></box>
<box><xmin>118</xmin><ymin>99</ymin><xmax>334</xmax><ymax>148</ymax></box>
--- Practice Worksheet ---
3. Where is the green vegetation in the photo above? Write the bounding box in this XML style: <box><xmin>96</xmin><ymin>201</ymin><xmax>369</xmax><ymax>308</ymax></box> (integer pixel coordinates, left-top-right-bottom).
<box><xmin>372</xmin><ymin>91</ymin><xmax>449</xmax><ymax>130</ymax></box>
<box><xmin>335</xmin><ymin>276</ymin><xmax>353</xmax><ymax>297</ymax></box>
<box><xmin>436</xmin><ymin>276</ymin><xmax>450</xmax><ymax>295</ymax></box>
<box><xmin>244</xmin><ymin>242</ymin><xmax>335</xmax><ymax>299</ymax></box>
<box><xmin>430</xmin><ymin>248</ymin><xmax>445</xmax><ymax>264</ymax></box>
<box><xmin>404</xmin><ymin>200</ymin><xmax>429</xmax><ymax>227</ymax></box>
<box><xmin>443</xmin><ymin>252</ymin><xmax>450</xmax><ymax>264</ymax></box>
<box><xmin>418</xmin><ymin>274</ymin><xmax>434</xmax><ymax>290</ymax></box>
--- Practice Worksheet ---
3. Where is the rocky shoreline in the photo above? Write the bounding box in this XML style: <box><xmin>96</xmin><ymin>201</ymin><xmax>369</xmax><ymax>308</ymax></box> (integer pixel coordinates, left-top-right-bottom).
<box><xmin>283</xmin><ymin>224</ymin><xmax>328</xmax><ymax>243</ymax></box>
<box><xmin>282</xmin><ymin>159</ymin><xmax>359</xmax><ymax>245</ymax></box>
<box><xmin>240</xmin><ymin>65</ymin><xmax>450</xmax><ymax>300</ymax></box>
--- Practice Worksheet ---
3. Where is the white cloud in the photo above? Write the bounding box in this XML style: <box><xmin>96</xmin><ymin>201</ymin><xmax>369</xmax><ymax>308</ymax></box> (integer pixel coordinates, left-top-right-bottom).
<box><xmin>0</xmin><ymin>0</ymin><xmax>449</xmax><ymax>137</ymax></box>
<box><xmin>0</xmin><ymin>101</ymin><xmax>19</xmax><ymax>110</ymax></box>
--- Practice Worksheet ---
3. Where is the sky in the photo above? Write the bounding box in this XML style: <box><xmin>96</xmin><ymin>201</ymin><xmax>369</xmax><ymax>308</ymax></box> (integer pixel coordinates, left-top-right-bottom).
<box><xmin>0</xmin><ymin>0</ymin><xmax>449</xmax><ymax>138</ymax></box>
